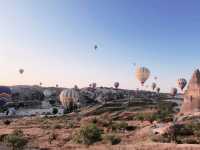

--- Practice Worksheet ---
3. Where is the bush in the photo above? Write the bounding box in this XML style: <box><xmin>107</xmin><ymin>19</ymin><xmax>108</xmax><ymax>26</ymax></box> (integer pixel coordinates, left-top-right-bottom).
<box><xmin>73</xmin><ymin>123</ymin><xmax>102</xmax><ymax>145</ymax></box>
<box><xmin>3</xmin><ymin>120</ymin><xmax>11</xmax><ymax>125</ymax></box>
<box><xmin>66</xmin><ymin>121</ymin><xmax>75</xmax><ymax>128</ymax></box>
<box><xmin>63</xmin><ymin>108</ymin><xmax>68</xmax><ymax>114</ymax></box>
<box><xmin>125</xmin><ymin>125</ymin><xmax>137</xmax><ymax>131</ymax></box>
<box><xmin>52</xmin><ymin>108</ymin><xmax>58</xmax><ymax>114</ymax></box>
<box><xmin>52</xmin><ymin>124</ymin><xmax>63</xmax><ymax>129</ymax></box>
<box><xmin>104</xmin><ymin>134</ymin><xmax>121</xmax><ymax>145</ymax></box>
<box><xmin>12</xmin><ymin>129</ymin><xmax>24</xmax><ymax>137</ymax></box>
<box><xmin>111</xmin><ymin>121</ymin><xmax>128</xmax><ymax>132</ymax></box>
<box><xmin>4</xmin><ymin>129</ymin><xmax>27</xmax><ymax>150</ymax></box>
<box><xmin>49</xmin><ymin>100</ymin><xmax>56</xmax><ymax>105</ymax></box>
<box><xmin>48</xmin><ymin>132</ymin><xmax>57</xmax><ymax>144</ymax></box>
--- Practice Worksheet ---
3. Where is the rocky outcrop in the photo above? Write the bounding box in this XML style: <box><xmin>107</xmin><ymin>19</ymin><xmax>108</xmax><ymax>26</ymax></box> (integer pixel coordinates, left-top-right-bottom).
<box><xmin>180</xmin><ymin>69</ymin><xmax>200</xmax><ymax>114</ymax></box>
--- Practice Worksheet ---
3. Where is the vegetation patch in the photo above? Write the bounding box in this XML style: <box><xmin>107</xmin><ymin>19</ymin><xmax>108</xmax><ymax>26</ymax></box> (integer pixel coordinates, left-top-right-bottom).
<box><xmin>103</xmin><ymin>134</ymin><xmax>121</xmax><ymax>145</ymax></box>
<box><xmin>3</xmin><ymin>129</ymin><xmax>28</xmax><ymax>150</ymax></box>
<box><xmin>73</xmin><ymin>123</ymin><xmax>102</xmax><ymax>145</ymax></box>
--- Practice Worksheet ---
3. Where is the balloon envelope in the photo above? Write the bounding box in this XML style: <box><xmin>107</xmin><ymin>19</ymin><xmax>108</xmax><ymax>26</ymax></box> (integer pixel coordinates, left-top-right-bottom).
<box><xmin>151</xmin><ymin>82</ymin><xmax>156</xmax><ymax>91</ymax></box>
<box><xmin>114</xmin><ymin>82</ymin><xmax>119</xmax><ymax>89</ymax></box>
<box><xmin>135</xmin><ymin>67</ymin><xmax>150</xmax><ymax>85</ymax></box>
<box><xmin>177</xmin><ymin>78</ymin><xmax>187</xmax><ymax>90</ymax></box>
<box><xmin>19</xmin><ymin>69</ymin><xmax>24</xmax><ymax>74</ymax></box>
<box><xmin>171</xmin><ymin>88</ymin><xmax>177</xmax><ymax>96</ymax></box>
<box><xmin>156</xmin><ymin>87</ymin><xmax>160</xmax><ymax>93</ymax></box>
<box><xmin>59</xmin><ymin>88</ymin><xmax>79</xmax><ymax>108</ymax></box>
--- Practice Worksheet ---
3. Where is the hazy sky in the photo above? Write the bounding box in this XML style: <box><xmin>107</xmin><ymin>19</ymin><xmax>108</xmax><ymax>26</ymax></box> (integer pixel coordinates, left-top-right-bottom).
<box><xmin>0</xmin><ymin>0</ymin><xmax>200</xmax><ymax>92</ymax></box>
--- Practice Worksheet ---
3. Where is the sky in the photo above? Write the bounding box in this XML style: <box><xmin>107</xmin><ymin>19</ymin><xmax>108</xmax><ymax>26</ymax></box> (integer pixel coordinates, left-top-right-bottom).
<box><xmin>0</xmin><ymin>0</ymin><xmax>200</xmax><ymax>92</ymax></box>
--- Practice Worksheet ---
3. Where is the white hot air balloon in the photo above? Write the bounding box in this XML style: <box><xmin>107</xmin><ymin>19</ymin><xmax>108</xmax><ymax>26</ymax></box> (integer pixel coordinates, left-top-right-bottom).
<box><xmin>114</xmin><ymin>82</ymin><xmax>119</xmax><ymax>89</ymax></box>
<box><xmin>135</xmin><ymin>67</ymin><xmax>150</xmax><ymax>86</ymax></box>
<box><xmin>59</xmin><ymin>88</ymin><xmax>80</xmax><ymax>110</ymax></box>
<box><xmin>43</xmin><ymin>89</ymin><xmax>55</xmax><ymax>98</ymax></box>
<box><xmin>177</xmin><ymin>78</ymin><xmax>187</xmax><ymax>91</ymax></box>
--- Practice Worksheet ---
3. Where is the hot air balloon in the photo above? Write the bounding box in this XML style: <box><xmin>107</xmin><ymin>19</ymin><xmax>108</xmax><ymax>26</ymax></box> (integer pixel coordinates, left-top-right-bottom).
<box><xmin>151</xmin><ymin>82</ymin><xmax>156</xmax><ymax>91</ymax></box>
<box><xmin>40</xmin><ymin>82</ymin><xmax>42</xmax><ymax>86</ymax></box>
<box><xmin>94</xmin><ymin>45</ymin><xmax>98</xmax><ymax>50</ymax></box>
<box><xmin>19</xmin><ymin>69</ymin><xmax>24</xmax><ymax>74</ymax></box>
<box><xmin>43</xmin><ymin>89</ymin><xmax>56</xmax><ymax>98</ymax></box>
<box><xmin>0</xmin><ymin>86</ymin><xmax>11</xmax><ymax>107</ymax></box>
<box><xmin>91</xmin><ymin>83</ymin><xmax>97</xmax><ymax>89</ymax></box>
<box><xmin>156</xmin><ymin>87</ymin><xmax>160</xmax><ymax>93</ymax></box>
<box><xmin>177</xmin><ymin>78</ymin><xmax>187</xmax><ymax>91</ymax></box>
<box><xmin>171</xmin><ymin>88</ymin><xmax>177</xmax><ymax>97</ymax></box>
<box><xmin>154</xmin><ymin>76</ymin><xmax>158</xmax><ymax>80</ymax></box>
<box><xmin>135</xmin><ymin>67</ymin><xmax>150</xmax><ymax>86</ymax></box>
<box><xmin>74</xmin><ymin>85</ymin><xmax>79</xmax><ymax>90</ymax></box>
<box><xmin>59</xmin><ymin>88</ymin><xmax>79</xmax><ymax>112</ymax></box>
<box><xmin>56</xmin><ymin>84</ymin><xmax>59</xmax><ymax>88</ymax></box>
<box><xmin>114</xmin><ymin>82</ymin><xmax>119</xmax><ymax>89</ymax></box>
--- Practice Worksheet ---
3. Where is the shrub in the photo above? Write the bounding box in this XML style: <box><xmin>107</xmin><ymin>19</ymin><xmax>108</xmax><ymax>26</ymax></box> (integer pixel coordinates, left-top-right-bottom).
<box><xmin>92</xmin><ymin>117</ymin><xmax>98</xmax><ymax>124</ymax></box>
<box><xmin>48</xmin><ymin>132</ymin><xmax>57</xmax><ymax>144</ymax></box>
<box><xmin>3</xmin><ymin>120</ymin><xmax>11</xmax><ymax>126</ymax></box>
<box><xmin>52</xmin><ymin>124</ymin><xmax>63</xmax><ymax>129</ymax></box>
<box><xmin>49</xmin><ymin>100</ymin><xmax>56</xmax><ymax>105</ymax></box>
<box><xmin>111</xmin><ymin>121</ymin><xmax>128</xmax><ymax>132</ymax></box>
<box><xmin>66</xmin><ymin>121</ymin><xmax>75</xmax><ymax>128</ymax></box>
<box><xmin>125</xmin><ymin>125</ymin><xmax>137</xmax><ymax>131</ymax></box>
<box><xmin>63</xmin><ymin>108</ymin><xmax>68</xmax><ymax>114</ymax></box>
<box><xmin>73</xmin><ymin>123</ymin><xmax>101</xmax><ymax>145</ymax></box>
<box><xmin>4</xmin><ymin>129</ymin><xmax>27</xmax><ymax>150</ymax></box>
<box><xmin>12</xmin><ymin>129</ymin><xmax>24</xmax><ymax>137</ymax></box>
<box><xmin>52</xmin><ymin>108</ymin><xmax>58</xmax><ymax>115</ymax></box>
<box><xmin>104</xmin><ymin>134</ymin><xmax>121</xmax><ymax>145</ymax></box>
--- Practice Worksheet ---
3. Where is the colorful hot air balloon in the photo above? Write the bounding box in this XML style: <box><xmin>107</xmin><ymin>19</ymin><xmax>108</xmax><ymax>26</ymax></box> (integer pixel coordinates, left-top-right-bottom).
<box><xmin>114</xmin><ymin>82</ymin><xmax>119</xmax><ymax>89</ymax></box>
<box><xmin>0</xmin><ymin>86</ymin><xmax>11</xmax><ymax>107</ymax></box>
<box><xmin>59</xmin><ymin>89</ymin><xmax>79</xmax><ymax>111</ymax></box>
<box><xmin>177</xmin><ymin>78</ymin><xmax>187</xmax><ymax>91</ymax></box>
<box><xmin>156</xmin><ymin>87</ymin><xmax>160</xmax><ymax>93</ymax></box>
<box><xmin>135</xmin><ymin>67</ymin><xmax>150</xmax><ymax>86</ymax></box>
<box><xmin>151</xmin><ymin>82</ymin><xmax>156</xmax><ymax>91</ymax></box>
<box><xmin>171</xmin><ymin>88</ymin><xmax>177</xmax><ymax>96</ymax></box>
<box><xmin>19</xmin><ymin>69</ymin><xmax>24</xmax><ymax>74</ymax></box>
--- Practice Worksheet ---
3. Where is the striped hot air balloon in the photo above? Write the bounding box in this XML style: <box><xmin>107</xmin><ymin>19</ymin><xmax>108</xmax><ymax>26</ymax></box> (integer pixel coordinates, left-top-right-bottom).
<box><xmin>0</xmin><ymin>86</ymin><xmax>11</xmax><ymax>107</ymax></box>
<box><xmin>135</xmin><ymin>67</ymin><xmax>150</xmax><ymax>86</ymax></box>
<box><xmin>59</xmin><ymin>88</ymin><xmax>80</xmax><ymax>112</ymax></box>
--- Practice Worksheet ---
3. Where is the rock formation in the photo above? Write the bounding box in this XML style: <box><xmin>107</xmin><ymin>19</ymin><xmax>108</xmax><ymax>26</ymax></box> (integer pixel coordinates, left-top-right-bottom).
<box><xmin>180</xmin><ymin>69</ymin><xmax>200</xmax><ymax>114</ymax></box>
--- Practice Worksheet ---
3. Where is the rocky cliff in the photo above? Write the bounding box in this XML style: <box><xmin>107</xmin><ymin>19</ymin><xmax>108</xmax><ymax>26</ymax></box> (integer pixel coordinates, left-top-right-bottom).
<box><xmin>180</xmin><ymin>69</ymin><xmax>200</xmax><ymax>114</ymax></box>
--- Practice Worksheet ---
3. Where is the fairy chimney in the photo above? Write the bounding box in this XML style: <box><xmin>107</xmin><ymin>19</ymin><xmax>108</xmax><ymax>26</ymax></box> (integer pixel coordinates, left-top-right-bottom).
<box><xmin>180</xmin><ymin>69</ymin><xmax>200</xmax><ymax>114</ymax></box>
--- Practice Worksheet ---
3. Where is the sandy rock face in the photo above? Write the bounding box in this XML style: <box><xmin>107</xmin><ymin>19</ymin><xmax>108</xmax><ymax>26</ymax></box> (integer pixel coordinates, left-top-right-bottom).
<box><xmin>180</xmin><ymin>69</ymin><xmax>200</xmax><ymax>114</ymax></box>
